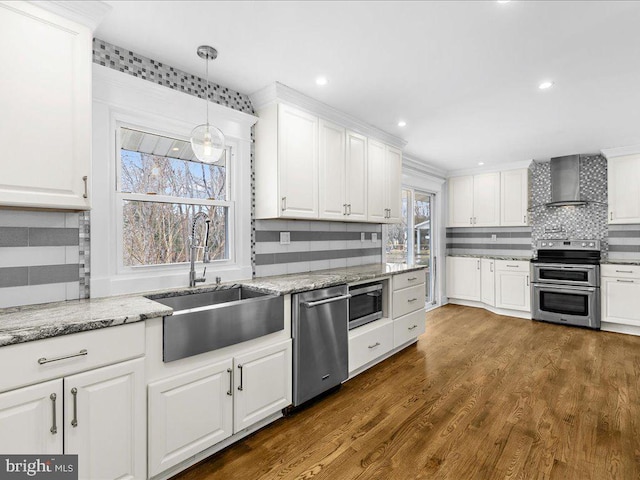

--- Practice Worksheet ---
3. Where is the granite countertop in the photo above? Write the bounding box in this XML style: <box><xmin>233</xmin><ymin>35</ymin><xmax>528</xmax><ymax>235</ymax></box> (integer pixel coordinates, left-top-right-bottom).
<box><xmin>0</xmin><ymin>263</ymin><xmax>427</xmax><ymax>347</ymax></box>
<box><xmin>447</xmin><ymin>254</ymin><xmax>532</xmax><ymax>261</ymax></box>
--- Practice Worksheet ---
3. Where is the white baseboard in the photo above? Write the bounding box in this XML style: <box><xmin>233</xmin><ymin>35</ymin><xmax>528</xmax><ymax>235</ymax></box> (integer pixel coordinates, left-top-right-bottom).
<box><xmin>601</xmin><ymin>322</ymin><xmax>640</xmax><ymax>336</ymax></box>
<box><xmin>447</xmin><ymin>298</ymin><xmax>532</xmax><ymax>320</ymax></box>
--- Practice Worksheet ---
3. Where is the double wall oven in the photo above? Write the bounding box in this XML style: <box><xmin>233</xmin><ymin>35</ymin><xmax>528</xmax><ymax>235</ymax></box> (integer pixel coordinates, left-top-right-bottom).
<box><xmin>531</xmin><ymin>240</ymin><xmax>601</xmax><ymax>329</ymax></box>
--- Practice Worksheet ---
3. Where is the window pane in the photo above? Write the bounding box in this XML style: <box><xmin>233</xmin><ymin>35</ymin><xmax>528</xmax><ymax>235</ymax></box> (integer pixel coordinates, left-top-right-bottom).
<box><xmin>386</xmin><ymin>190</ymin><xmax>409</xmax><ymax>263</ymax></box>
<box><xmin>120</xmin><ymin>128</ymin><xmax>226</xmax><ymax>200</ymax></box>
<box><xmin>413</xmin><ymin>192</ymin><xmax>431</xmax><ymax>267</ymax></box>
<box><xmin>122</xmin><ymin>201</ymin><xmax>228</xmax><ymax>266</ymax></box>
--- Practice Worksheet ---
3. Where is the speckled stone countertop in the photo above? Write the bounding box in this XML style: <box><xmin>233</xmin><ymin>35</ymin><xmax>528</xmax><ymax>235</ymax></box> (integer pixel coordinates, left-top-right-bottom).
<box><xmin>601</xmin><ymin>260</ymin><xmax>640</xmax><ymax>266</ymax></box>
<box><xmin>0</xmin><ymin>263</ymin><xmax>426</xmax><ymax>347</ymax></box>
<box><xmin>447</xmin><ymin>254</ymin><xmax>532</xmax><ymax>261</ymax></box>
<box><xmin>0</xmin><ymin>296</ymin><xmax>172</xmax><ymax>348</ymax></box>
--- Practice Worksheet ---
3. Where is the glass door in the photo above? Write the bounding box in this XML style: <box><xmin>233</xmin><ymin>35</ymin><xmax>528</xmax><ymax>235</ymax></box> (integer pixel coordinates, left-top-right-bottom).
<box><xmin>386</xmin><ymin>189</ymin><xmax>436</xmax><ymax>305</ymax></box>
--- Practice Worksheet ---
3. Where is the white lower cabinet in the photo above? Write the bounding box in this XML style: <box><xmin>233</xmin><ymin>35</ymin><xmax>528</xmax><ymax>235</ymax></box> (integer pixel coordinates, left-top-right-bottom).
<box><xmin>148</xmin><ymin>339</ymin><xmax>292</xmax><ymax>477</ymax></box>
<box><xmin>495</xmin><ymin>261</ymin><xmax>530</xmax><ymax>312</ymax></box>
<box><xmin>480</xmin><ymin>259</ymin><xmax>496</xmax><ymax>306</ymax></box>
<box><xmin>0</xmin><ymin>358</ymin><xmax>145</xmax><ymax>480</ymax></box>
<box><xmin>602</xmin><ymin>265</ymin><xmax>640</xmax><ymax>327</ymax></box>
<box><xmin>446</xmin><ymin>256</ymin><xmax>481</xmax><ymax>301</ymax></box>
<box><xmin>349</xmin><ymin>319</ymin><xmax>394</xmax><ymax>373</ymax></box>
<box><xmin>393</xmin><ymin>309</ymin><xmax>426</xmax><ymax>347</ymax></box>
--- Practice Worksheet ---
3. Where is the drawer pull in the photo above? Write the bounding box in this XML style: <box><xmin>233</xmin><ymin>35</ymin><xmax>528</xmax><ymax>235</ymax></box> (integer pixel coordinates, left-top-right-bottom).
<box><xmin>368</xmin><ymin>342</ymin><xmax>381</xmax><ymax>349</ymax></box>
<box><xmin>408</xmin><ymin>325</ymin><xmax>418</xmax><ymax>330</ymax></box>
<box><xmin>226</xmin><ymin>368</ymin><xmax>233</xmax><ymax>396</ymax></box>
<box><xmin>38</xmin><ymin>349</ymin><xmax>88</xmax><ymax>365</ymax></box>
<box><xmin>237</xmin><ymin>364</ymin><xmax>244</xmax><ymax>391</ymax></box>
<box><xmin>82</xmin><ymin>176</ymin><xmax>88</xmax><ymax>199</ymax></box>
<box><xmin>506</xmin><ymin>264</ymin><xmax>519</xmax><ymax>268</ymax></box>
<box><xmin>407</xmin><ymin>277</ymin><xmax>418</xmax><ymax>281</ymax></box>
<box><xmin>615</xmin><ymin>270</ymin><xmax>634</xmax><ymax>274</ymax></box>
<box><xmin>408</xmin><ymin>298</ymin><xmax>418</xmax><ymax>303</ymax></box>
<box><xmin>616</xmin><ymin>279</ymin><xmax>635</xmax><ymax>283</ymax></box>
<box><xmin>50</xmin><ymin>393</ymin><xmax>57</xmax><ymax>435</ymax></box>
<box><xmin>71</xmin><ymin>387</ymin><xmax>78</xmax><ymax>427</ymax></box>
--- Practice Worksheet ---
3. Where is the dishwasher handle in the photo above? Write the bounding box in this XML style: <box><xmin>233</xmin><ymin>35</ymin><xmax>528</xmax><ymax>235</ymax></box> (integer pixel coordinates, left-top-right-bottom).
<box><xmin>302</xmin><ymin>294</ymin><xmax>351</xmax><ymax>308</ymax></box>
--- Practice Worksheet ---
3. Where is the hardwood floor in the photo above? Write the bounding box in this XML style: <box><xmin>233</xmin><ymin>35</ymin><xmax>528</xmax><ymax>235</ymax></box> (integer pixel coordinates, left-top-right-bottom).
<box><xmin>173</xmin><ymin>305</ymin><xmax>640</xmax><ymax>480</ymax></box>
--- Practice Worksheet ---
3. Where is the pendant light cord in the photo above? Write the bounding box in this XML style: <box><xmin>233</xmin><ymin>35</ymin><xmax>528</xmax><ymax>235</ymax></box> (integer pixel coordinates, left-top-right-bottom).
<box><xmin>205</xmin><ymin>54</ymin><xmax>210</xmax><ymax>127</ymax></box>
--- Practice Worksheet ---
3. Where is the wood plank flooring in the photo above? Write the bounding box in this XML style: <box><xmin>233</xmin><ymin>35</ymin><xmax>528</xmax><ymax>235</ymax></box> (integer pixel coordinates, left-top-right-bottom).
<box><xmin>172</xmin><ymin>305</ymin><xmax>640</xmax><ymax>480</ymax></box>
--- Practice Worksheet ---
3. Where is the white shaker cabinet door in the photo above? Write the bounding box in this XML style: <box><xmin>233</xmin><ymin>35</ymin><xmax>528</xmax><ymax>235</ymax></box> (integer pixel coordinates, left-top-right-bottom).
<box><xmin>233</xmin><ymin>340</ymin><xmax>292</xmax><ymax>433</ymax></box>
<box><xmin>608</xmin><ymin>154</ymin><xmax>640</xmax><ymax>224</ymax></box>
<box><xmin>0</xmin><ymin>2</ymin><xmax>91</xmax><ymax>210</ymax></box>
<box><xmin>446</xmin><ymin>256</ymin><xmax>481</xmax><ymax>301</ymax></box>
<box><xmin>448</xmin><ymin>176</ymin><xmax>474</xmax><ymax>227</ymax></box>
<box><xmin>367</xmin><ymin>139</ymin><xmax>387</xmax><ymax>222</ymax></box>
<box><xmin>385</xmin><ymin>145</ymin><xmax>403</xmax><ymax>224</ymax></box>
<box><xmin>345</xmin><ymin>130</ymin><xmax>368</xmax><ymax>221</ymax></box>
<box><xmin>278</xmin><ymin>104</ymin><xmax>319</xmax><ymax>219</ymax></box>
<box><xmin>0</xmin><ymin>379</ymin><xmax>63</xmax><ymax>455</ymax></box>
<box><xmin>495</xmin><ymin>271</ymin><xmax>530</xmax><ymax>312</ymax></box>
<box><xmin>473</xmin><ymin>173</ymin><xmax>501</xmax><ymax>226</ymax></box>
<box><xmin>64</xmin><ymin>358</ymin><xmax>145</xmax><ymax>480</ymax></box>
<box><xmin>319</xmin><ymin>120</ymin><xmax>346</xmax><ymax>220</ymax></box>
<box><xmin>480</xmin><ymin>259</ymin><xmax>496</xmax><ymax>307</ymax></box>
<box><xmin>501</xmin><ymin>169</ymin><xmax>529</xmax><ymax>226</ymax></box>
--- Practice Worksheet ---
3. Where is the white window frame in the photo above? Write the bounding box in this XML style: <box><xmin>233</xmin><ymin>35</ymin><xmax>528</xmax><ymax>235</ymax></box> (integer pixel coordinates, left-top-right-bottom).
<box><xmin>91</xmin><ymin>65</ymin><xmax>257</xmax><ymax>297</ymax></box>
<box><xmin>114</xmin><ymin>123</ymin><xmax>235</xmax><ymax>274</ymax></box>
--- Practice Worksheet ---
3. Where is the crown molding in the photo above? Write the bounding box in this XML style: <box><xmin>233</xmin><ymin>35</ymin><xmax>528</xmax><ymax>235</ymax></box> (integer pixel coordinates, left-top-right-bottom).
<box><xmin>402</xmin><ymin>153</ymin><xmax>446</xmax><ymax>179</ymax></box>
<box><xmin>250</xmin><ymin>82</ymin><xmax>408</xmax><ymax>150</ymax></box>
<box><xmin>601</xmin><ymin>144</ymin><xmax>640</xmax><ymax>159</ymax></box>
<box><xmin>27</xmin><ymin>1</ymin><xmax>111</xmax><ymax>31</ymax></box>
<box><xmin>446</xmin><ymin>159</ymin><xmax>532</xmax><ymax>178</ymax></box>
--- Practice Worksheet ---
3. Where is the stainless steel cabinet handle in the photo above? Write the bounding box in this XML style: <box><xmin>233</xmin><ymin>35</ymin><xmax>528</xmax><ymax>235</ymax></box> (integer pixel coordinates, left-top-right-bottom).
<box><xmin>477</xmin><ymin>260</ymin><xmax>480</xmax><ymax>270</ymax></box>
<box><xmin>368</xmin><ymin>342</ymin><xmax>380</xmax><ymax>349</ymax></box>
<box><xmin>526</xmin><ymin>275</ymin><xmax>529</xmax><ymax>286</ymax></box>
<box><xmin>348</xmin><ymin>204</ymin><xmax>352</xmax><ymax>215</ymax></box>
<box><xmin>343</xmin><ymin>204</ymin><xmax>347</xmax><ymax>215</ymax></box>
<box><xmin>281</xmin><ymin>197</ymin><xmax>287</xmax><ymax>212</ymax></box>
<box><xmin>490</xmin><ymin>262</ymin><xmax>494</xmax><ymax>273</ymax></box>
<box><xmin>302</xmin><ymin>294</ymin><xmax>351</xmax><ymax>308</ymax></box>
<box><xmin>408</xmin><ymin>325</ymin><xmax>418</xmax><ymax>330</ymax></box>
<box><xmin>408</xmin><ymin>298</ymin><xmax>418</xmax><ymax>303</ymax></box>
<box><xmin>407</xmin><ymin>277</ymin><xmax>418</xmax><ymax>281</ymax></box>
<box><xmin>616</xmin><ymin>279</ymin><xmax>635</xmax><ymax>283</ymax></box>
<box><xmin>237</xmin><ymin>364</ymin><xmax>244</xmax><ymax>391</ymax></box>
<box><xmin>470</xmin><ymin>217</ymin><xmax>473</xmax><ymax>225</ymax></box>
<box><xmin>38</xmin><ymin>349</ymin><xmax>88</xmax><ymax>365</ymax></box>
<box><xmin>616</xmin><ymin>270</ymin><xmax>633</xmax><ymax>273</ymax></box>
<box><xmin>523</xmin><ymin>214</ymin><xmax>527</xmax><ymax>223</ymax></box>
<box><xmin>50</xmin><ymin>393</ymin><xmax>57</xmax><ymax>434</ymax></box>
<box><xmin>71</xmin><ymin>388</ymin><xmax>78</xmax><ymax>427</ymax></box>
<box><xmin>226</xmin><ymin>368</ymin><xmax>233</xmax><ymax>396</ymax></box>
<box><xmin>506</xmin><ymin>264</ymin><xmax>519</xmax><ymax>268</ymax></box>
<box><xmin>610</xmin><ymin>212</ymin><xmax>613</xmax><ymax>221</ymax></box>
<box><xmin>82</xmin><ymin>176</ymin><xmax>88</xmax><ymax>199</ymax></box>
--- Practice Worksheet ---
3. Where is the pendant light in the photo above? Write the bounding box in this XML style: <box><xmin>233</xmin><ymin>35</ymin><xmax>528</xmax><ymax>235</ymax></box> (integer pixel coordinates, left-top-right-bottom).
<box><xmin>190</xmin><ymin>45</ymin><xmax>225</xmax><ymax>164</ymax></box>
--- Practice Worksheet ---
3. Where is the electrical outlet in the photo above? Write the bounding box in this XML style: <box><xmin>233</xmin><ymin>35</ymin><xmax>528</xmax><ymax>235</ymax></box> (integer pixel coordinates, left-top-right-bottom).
<box><xmin>491</xmin><ymin>234</ymin><xmax>497</xmax><ymax>242</ymax></box>
<box><xmin>372</xmin><ymin>233</ymin><xmax>378</xmax><ymax>242</ymax></box>
<box><xmin>280</xmin><ymin>232</ymin><xmax>290</xmax><ymax>245</ymax></box>
<box><xmin>361</xmin><ymin>232</ymin><xmax>366</xmax><ymax>242</ymax></box>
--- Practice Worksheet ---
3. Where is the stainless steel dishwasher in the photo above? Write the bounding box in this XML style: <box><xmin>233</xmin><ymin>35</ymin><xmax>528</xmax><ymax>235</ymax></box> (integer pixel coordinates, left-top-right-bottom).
<box><xmin>292</xmin><ymin>284</ymin><xmax>350</xmax><ymax>406</ymax></box>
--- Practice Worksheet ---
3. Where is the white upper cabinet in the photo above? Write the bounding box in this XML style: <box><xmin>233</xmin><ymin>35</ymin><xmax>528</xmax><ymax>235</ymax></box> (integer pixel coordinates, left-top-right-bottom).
<box><xmin>448</xmin><ymin>173</ymin><xmax>500</xmax><ymax>227</ymax></box>
<box><xmin>367</xmin><ymin>139</ymin><xmax>387</xmax><ymax>223</ymax></box>
<box><xmin>500</xmin><ymin>169</ymin><xmax>529</xmax><ymax>226</ymax></box>
<box><xmin>345</xmin><ymin>131</ymin><xmax>368</xmax><ymax>221</ymax></box>
<box><xmin>472</xmin><ymin>173</ymin><xmax>500</xmax><ymax>226</ymax></box>
<box><xmin>448</xmin><ymin>169</ymin><xmax>528</xmax><ymax>227</ymax></box>
<box><xmin>0</xmin><ymin>2</ymin><xmax>92</xmax><ymax>210</ymax></box>
<box><xmin>608</xmin><ymin>154</ymin><xmax>640</xmax><ymax>224</ymax></box>
<box><xmin>319</xmin><ymin>120</ymin><xmax>347</xmax><ymax>220</ymax></box>
<box><xmin>252</xmin><ymin>83</ymin><xmax>406</xmax><ymax>223</ymax></box>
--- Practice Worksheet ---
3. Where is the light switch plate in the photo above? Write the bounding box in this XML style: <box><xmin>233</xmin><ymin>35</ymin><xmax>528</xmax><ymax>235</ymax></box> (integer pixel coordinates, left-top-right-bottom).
<box><xmin>491</xmin><ymin>234</ymin><xmax>497</xmax><ymax>242</ymax></box>
<box><xmin>280</xmin><ymin>232</ymin><xmax>290</xmax><ymax>245</ymax></box>
<box><xmin>361</xmin><ymin>232</ymin><xmax>366</xmax><ymax>242</ymax></box>
<box><xmin>372</xmin><ymin>233</ymin><xmax>378</xmax><ymax>242</ymax></box>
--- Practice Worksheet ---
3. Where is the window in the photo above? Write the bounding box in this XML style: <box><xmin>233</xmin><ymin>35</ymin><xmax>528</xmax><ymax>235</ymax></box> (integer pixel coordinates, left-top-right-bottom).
<box><xmin>117</xmin><ymin>127</ymin><xmax>233</xmax><ymax>268</ymax></box>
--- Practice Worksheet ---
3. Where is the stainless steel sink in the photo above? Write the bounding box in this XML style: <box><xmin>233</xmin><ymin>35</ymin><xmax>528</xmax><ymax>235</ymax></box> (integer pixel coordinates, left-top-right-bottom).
<box><xmin>147</xmin><ymin>287</ymin><xmax>283</xmax><ymax>362</ymax></box>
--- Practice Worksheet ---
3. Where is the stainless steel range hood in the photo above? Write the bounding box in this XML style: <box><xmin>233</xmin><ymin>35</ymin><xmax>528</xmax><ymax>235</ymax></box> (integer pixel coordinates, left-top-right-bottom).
<box><xmin>547</xmin><ymin>155</ymin><xmax>586</xmax><ymax>207</ymax></box>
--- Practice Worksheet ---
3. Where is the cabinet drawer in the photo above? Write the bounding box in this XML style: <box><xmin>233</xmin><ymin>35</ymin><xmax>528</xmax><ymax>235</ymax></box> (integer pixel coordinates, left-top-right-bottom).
<box><xmin>601</xmin><ymin>264</ymin><xmax>640</xmax><ymax>279</ymax></box>
<box><xmin>495</xmin><ymin>260</ymin><xmax>529</xmax><ymax>272</ymax></box>
<box><xmin>0</xmin><ymin>323</ymin><xmax>145</xmax><ymax>393</ymax></box>
<box><xmin>348</xmin><ymin>319</ymin><xmax>393</xmax><ymax>373</ymax></box>
<box><xmin>392</xmin><ymin>284</ymin><xmax>426</xmax><ymax>318</ymax></box>
<box><xmin>394</xmin><ymin>309</ymin><xmax>425</xmax><ymax>348</ymax></box>
<box><xmin>393</xmin><ymin>270</ymin><xmax>425</xmax><ymax>291</ymax></box>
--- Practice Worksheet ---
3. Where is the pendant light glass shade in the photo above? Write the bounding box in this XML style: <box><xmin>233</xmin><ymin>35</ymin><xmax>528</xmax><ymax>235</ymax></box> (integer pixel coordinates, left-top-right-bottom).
<box><xmin>190</xmin><ymin>123</ymin><xmax>225</xmax><ymax>164</ymax></box>
<box><xmin>190</xmin><ymin>45</ymin><xmax>226</xmax><ymax>164</ymax></box>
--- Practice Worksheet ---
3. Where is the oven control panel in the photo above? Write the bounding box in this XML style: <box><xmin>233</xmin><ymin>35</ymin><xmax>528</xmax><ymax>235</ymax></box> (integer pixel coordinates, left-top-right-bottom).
<box><xmin>537</xmin><ymin>240</ymin><xmax>599</xmax><ymax>251</ymax></box>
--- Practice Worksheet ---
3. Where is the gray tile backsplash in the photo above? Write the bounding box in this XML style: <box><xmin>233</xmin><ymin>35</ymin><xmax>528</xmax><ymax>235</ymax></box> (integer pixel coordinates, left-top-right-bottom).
<box><xmin>446</xmin><ymin>226</ymin><xmax>532</xmax><ymax>257</ymax></box>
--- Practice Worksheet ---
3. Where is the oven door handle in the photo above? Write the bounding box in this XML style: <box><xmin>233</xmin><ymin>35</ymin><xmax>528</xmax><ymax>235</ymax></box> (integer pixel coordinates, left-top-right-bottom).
<box><xmin>532</xmin><ymin>283</ymin><xmax>597</xmax><ymax>293</ymax></box>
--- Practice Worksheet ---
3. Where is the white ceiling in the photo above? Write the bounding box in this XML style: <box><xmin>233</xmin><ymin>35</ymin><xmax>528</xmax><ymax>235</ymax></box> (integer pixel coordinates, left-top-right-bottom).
<box><xmin>96</xmin><ymin>1</ymin><xmax>640</xmax><ymax>173</ymax></box>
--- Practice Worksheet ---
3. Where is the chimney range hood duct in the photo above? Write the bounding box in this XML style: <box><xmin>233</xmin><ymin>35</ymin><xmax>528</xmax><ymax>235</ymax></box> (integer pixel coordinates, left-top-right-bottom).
<box><xmin>547</xmin><ymin>155</ymin><xmax>586</xmax><ymax>207</ymax></box>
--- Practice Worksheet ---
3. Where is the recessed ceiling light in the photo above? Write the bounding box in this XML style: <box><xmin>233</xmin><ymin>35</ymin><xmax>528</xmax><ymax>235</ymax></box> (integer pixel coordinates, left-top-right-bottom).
<box><xmin>497</xmin><ymin>0</ymin><xmax>511</xmax><ymax>3</ymax></box>
<box><xmin>478</xmin><ymin>162</ymin><xmax>485</xmax><ymax>166</ymax></box>
<box><xmin>172</xmin><ymin>147</ymin><xmax>180</xmax><ymax>151</ymax></box>
<box><xmin>315</xmin><ymin>76</ymin><xmax>328</xmax><ymax>86</ymax></box>
<box><xmin>539</xmin><ymin>81</ymin><xmax>554</xmax><ymax>90</ymax></box>
<box><xmin>398</xmin><ymin>121</ymin><xmax>407</xmax><ymax>127</ymax></box>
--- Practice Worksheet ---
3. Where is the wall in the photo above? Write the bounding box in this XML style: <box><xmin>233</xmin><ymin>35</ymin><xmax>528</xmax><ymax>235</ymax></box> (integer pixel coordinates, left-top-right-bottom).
<box><xmin>446</xmin><ymin>226</ymin><xmax>532</xmax><ymax>257</ymax></box>
<box><xmin>254</xmin><ymin>220</ymin><xmax>381</xmax><ymax>277</ymax></box>
<box><xmin>0</xmin><ymin>210</ymin><xmax>89</xmax><ymax>308</ymax></box>
<box><xmin>529</xmin><ymin>154</ymin><xmax>608</xmax><ymax>255</ymax></box>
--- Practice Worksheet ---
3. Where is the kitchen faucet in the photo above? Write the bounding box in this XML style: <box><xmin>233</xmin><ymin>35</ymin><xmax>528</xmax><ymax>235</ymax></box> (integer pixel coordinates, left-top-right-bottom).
<box><xmin>189</xmin><ymin>211</ymin><xmax>211</xmax><ymax>287</ymax></box>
